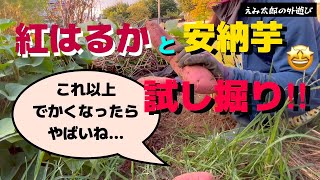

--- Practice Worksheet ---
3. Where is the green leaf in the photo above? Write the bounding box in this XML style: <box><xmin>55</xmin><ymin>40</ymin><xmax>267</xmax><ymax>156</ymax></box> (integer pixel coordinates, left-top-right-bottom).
<box><xmin>21</xmin><ymin>154</ymin><xmax>36</xmax><ymax>180</ymax></box>
<box><xmin>65</xmin><ymin>61</ymin><xmax>83</xmax><ymax>70</ymax></box>
<box><xmin>0</xmin><ymin>58</ymin><xmax>14</xmax><ymax>79</ymax></box>
<box><xmin>26</xmin><ymin>164</ymin><xmax>48</xmax><ymax>180</ymax></box>
<box><xmin>52</xmin><ymin>64</ymin><xmax>64</xmax><ymax>73</ymax></box>
<box><xmin>28</xmin><ymin>58</ymin><xmax>53</xmax><ymax>74</ymax></box>
<box><xmin>34</xmin><ymin>151</ymin><xmax>45</xmax><ymax>180</ymax></box>
<box><xmin>0</xmin><ymin>150</ymin><xmax>25</xmax><ymax>180</ymax></box>
<box><xmin>53</xmin><ymin>61</ymin><xmax>83</xmax><ymax>73</ymax></box>
<box><xmin>77</xmin><ymin>50</ymin><xmax>95</xmax><ymax>65</ymax></box>
<box><xmin>0</xmin><ymin>45</ymin><xmax>15</xmax><ymax>58</ymax></box>
<box><xmin>0</xmin><ymin>19</ymin><xmax>16</xmax><ymax>32</ymax></box>
<box><xmin>15</xmin><ymin>57</ymin><xmax>43</xmax><ymax>67</ymax></box>
<box><xmin>18</xmin><ymin>74</ymin><xmax>46</xmax><ymax>86</ymax></box>
<box><xmin>0</xmin><ymin>67</ymin><xmax>14</xmax><ymax>78</ymax></box>
<box><xmin>78</xmin><ymin>37</ymin><xmax>87</xmax><ymax>45</ymax></box>
<box><xmin>0</xmin><ymin>83</ymin><xmax>27</xmax><ymax>101</ymax></box>
<box><xmin>5</xmin><ymin>134</ymin><xmax>23</xmax><ymax>144</ymax></box>
<box><xmin>0</xmin><ymin>60</ymin><xmax>14</xmax><ymax>70</ymax></box>
<box><xmin>79</xmin><ymin>50</ymin><xmax>94</xmax><ymax>61</ymax></box>
<box><xmin>63</xmin><ymin>159</ymin><xmax>86</xmax><ymax>172</ymax></box>
<box><xmin>15</xmin><ymin>57</ymin><xmax>44</xmax><ymax>69</ymax></box>
<box><xmin>16</xmin><ymin>141</ymin><xmax>37</xmax><ymax>160</ymax></box>
<box><xmin>0</xmin><ymin>82</ymin><xmax>5</xmax><ymax>91</ymax></box>
<box><xmin>45</xmin><ymin>38</ymin><xmax>51</xmax><ymax>51</ymax></box>
<box><xmin>0</xmin><ymin>118</ymin><xmax>15</xmax><ymax>139</ymax></box>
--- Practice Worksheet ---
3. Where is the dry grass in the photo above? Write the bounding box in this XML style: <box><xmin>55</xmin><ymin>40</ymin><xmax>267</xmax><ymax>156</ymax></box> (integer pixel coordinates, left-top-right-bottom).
<box><xmin>286</xmin><ymin>129</ymin><xmax>320</xmax><ymax>179</ymax></box>
<box><xmin>74</xmin><ymin>8</ymin><xmax>320</xmax><ymax>178</ymax></box>
<box><xmin>290</xmin><ymin>3</ymin><xmax>320</xmax><ymax>178</ymax></box>
<box><xmin>93</xmin><ymin>49</ymin><xmax>167</xmax><ymax>79</ymax></box>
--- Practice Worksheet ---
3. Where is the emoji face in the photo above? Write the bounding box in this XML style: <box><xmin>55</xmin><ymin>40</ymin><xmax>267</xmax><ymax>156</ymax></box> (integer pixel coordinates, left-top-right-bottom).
<box><xmin>287</xmin><ymin>45</ymin><xmax>314</xmax><ymax>71</ymax></box>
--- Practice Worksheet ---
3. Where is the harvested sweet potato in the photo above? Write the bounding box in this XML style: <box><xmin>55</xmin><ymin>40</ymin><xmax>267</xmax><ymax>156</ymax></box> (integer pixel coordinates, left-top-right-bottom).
<box><xmin>145</xmin><ymin>21</ymin><xmax>217</xmax><ymax>94</ymax></box>
<box><xmin>173</xmin><ymin>172</ymin><xmax>216</xmax><ymax>180</ymax></box>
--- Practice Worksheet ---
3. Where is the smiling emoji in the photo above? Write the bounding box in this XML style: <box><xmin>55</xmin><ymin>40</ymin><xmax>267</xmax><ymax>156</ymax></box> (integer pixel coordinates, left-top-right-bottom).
<box><xmin>287</xmin><ymin>45</ymin><xmax>314</xmax><ymax>71</ymax></box>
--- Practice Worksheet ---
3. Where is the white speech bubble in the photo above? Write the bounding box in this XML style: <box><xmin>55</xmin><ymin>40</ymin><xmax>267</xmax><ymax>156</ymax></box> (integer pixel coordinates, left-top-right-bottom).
<box><xmin>12</xmin><ymin>70</ymin><xmax>166</xmax><ymax>165</ymax></box>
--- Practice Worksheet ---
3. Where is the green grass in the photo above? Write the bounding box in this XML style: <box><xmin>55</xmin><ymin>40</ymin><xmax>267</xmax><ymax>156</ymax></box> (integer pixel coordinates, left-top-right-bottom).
<box><xmin>4</xmin><ymin>52</ymin><xmax>320</xmax><ymax>180</ymax></box>
<box><xmin>135</xmin><ymin>113</ymin><xmax>319</xmax><ymax>179</ymax></box>
<box><xmin>16</xmin><ymin>65</ymin><xmax>320</xmax><ymax>179</ymax></box>
<box><xmin>19</xmin><ymin>108</ymin><xmax>320</xmax><ymax>179</ymax></box>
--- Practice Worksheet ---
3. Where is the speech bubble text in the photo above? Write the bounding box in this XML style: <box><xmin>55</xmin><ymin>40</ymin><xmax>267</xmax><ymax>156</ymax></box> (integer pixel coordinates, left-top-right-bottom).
<box><xmin>12</xmin><ymin>70</ymin><xmax>166</xmax><ymax>165</ymax></box>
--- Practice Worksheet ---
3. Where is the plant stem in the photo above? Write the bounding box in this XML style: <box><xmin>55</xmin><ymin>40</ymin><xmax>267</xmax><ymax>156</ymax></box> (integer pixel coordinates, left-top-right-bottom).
<box><xmin>12</xmin><ymin>64</ymin><xmax>19</xmax><ymax>81</ymax></box>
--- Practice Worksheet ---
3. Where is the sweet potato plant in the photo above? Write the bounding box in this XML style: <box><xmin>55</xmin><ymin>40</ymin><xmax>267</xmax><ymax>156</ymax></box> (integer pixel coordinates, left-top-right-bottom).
<box><xmin>0</xmin><ymin>19</ymin><xmax>111</xmax><ymax>179</ymax></box>
<box><xmin>0</xmin><ymin>18</ymin><xmax>170</xmax><ymax>180</ymax></box>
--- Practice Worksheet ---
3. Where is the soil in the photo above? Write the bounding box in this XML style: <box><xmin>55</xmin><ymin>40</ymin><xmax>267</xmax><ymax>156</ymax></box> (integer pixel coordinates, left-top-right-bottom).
<box><xmin>286</xmin><ymin>129</ymin><xmax>320</xmax><ymax>179</ymax></box>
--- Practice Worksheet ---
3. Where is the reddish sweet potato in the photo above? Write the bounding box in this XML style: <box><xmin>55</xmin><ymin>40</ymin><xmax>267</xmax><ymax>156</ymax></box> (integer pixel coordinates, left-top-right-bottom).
<box><xmin>173</xmin><ymin>172</ymin><xmax>216</xmax><ymax>180</ymax></box>
<box><xmin>145</xmin><ymin>21</ymin><xmax>217</xmax><ymax>94</ymax></box>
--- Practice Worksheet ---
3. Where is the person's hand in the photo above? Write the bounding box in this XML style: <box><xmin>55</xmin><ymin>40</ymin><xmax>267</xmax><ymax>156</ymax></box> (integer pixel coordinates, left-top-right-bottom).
<box><xmin>173</xmin><ymin>45</ymin><xmax>226</xmax><ymax>79</ymax></box>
